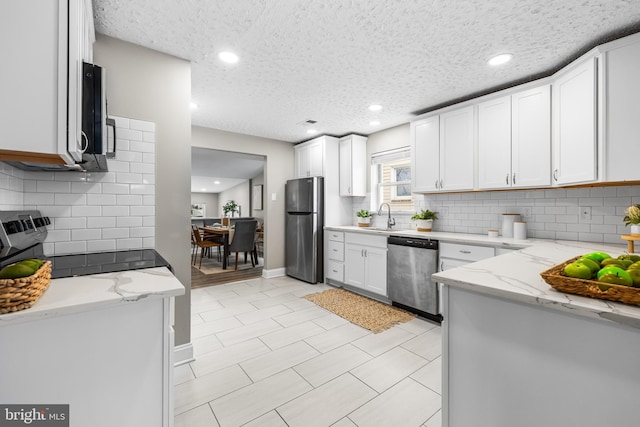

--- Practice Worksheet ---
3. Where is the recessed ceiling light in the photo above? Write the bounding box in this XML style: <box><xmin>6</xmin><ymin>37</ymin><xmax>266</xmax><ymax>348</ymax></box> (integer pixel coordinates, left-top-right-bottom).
<box><xmin>368</xmin><ymin>104</ymin><xmax>383</xmax><ymax>112</ymax></box>
<box><xmin>213</xmin><ymin>181</ymin><xmax>221</xmax><ymax>185</ymax></box>
<box><xmin>369</xmin><ymin>121</ymin><xmax>380</xmax><ymax>126</ymax></box>
<box><xmin>218</xmin><ymin>51</ymin><xmax>239</xmax><ymax>64</ymax></box>
<box><xmin>487</xmin><ymin>53</ymin><xmax>513</xmax><ymax>66</ymax></box>
<box><xmin>190</xmin><ymin>102</ymin><xmax>198</xmax><ymax>109</ymax></box>
<box><xmin>201</xmin><ymin>188</ymin><xmax>207</xmax><ymax>191</ymax></box>
<box><xmin>307</xmin><ymin>129</ymin><xmax>318</xmax><ymax>135</ymax></box>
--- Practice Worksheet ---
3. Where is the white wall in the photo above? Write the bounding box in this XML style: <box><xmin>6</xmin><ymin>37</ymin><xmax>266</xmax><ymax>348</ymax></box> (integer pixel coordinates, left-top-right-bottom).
<box><xmin>94</xmin><ymin>35</ymin><xmax>192</xmax><ymax>347</ymax></box>
<box><xmin>190</xmin><ymin>192</ymin><xmax>219</xmax><ymax>218</ymax></box>
<box><xmin>0</xmin><ymin>163</ymin><xmax>23</xmax><ymax>210</ymax></box>
<box><xmin>191</xmin><ymin>126</ymin><xmax>294</xmax><ymax>271</ymax></box>
<box><xmin>219</xmin><ymin>181</ymin><xmax>250</xmax><ymax>217</ymax></box>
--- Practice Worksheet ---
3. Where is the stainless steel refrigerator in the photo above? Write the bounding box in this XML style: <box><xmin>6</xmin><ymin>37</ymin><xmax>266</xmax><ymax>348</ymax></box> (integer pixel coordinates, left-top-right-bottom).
<box><xmin>285</xmin><ymin>177</ymin><xmax>323</xmax><ymax>283</ymax></box>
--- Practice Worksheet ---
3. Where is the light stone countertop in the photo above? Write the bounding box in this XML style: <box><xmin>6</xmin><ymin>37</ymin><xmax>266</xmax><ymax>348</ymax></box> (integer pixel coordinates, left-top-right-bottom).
<box><xmin>0</xmin><ymin>267</ymin><xmax>184</xmax><ymax>326</ymax></box>
<box><xmin>325</xmin><ymin>225</ymin><xmax>640</xmax><ymax>329</ymax></box>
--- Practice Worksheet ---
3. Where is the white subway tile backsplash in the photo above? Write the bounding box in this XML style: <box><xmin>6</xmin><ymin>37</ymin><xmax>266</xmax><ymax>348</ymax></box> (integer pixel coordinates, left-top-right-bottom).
<box><xmin>72</xmin><ymin>229</ymin><xmax>102</xmax><ymax>241</ymax></box>
<box><xmin>0</xmin><ymin>116</ymin><xmax>158</xmax><ymax>255</ymax></box>
<box><xmin>87</xmin><ymin>194</ymin><xmax>117</xmax><ymax>205</ymax></box>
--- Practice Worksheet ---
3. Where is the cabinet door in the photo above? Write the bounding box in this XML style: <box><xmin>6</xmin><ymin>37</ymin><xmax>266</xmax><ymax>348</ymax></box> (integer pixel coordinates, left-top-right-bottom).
<box><xmin>512</xmin><ymin>85</ymin><xmax>551</xmax><ymax>187</ymax></box>
<box><xmin>411</xmin><ymin>116</ymin><xmax>440</xmax><ymax>192</ymax></box>
<box><xmin>552</xmin><ymin>58</ymin><xmax>597</xmax><ymax>185</ymax></box>
<box><xmin>603</xmin><ymin>40</ymin><xmax>640</xmax><ymax>181</ymax></box>
<box><xmin>478</xmin><ymin>96</ymin><xmax>512</xmax><ymax>189</ymax></box>
<box><xmin>339</xmin><ymin>138</ymin><xmax>353</xmax><ymax>196</ymax></box>
<box><xmin>364</xmin><ymin>246</ymin><xmax>387</xmax><ymax>296</ymax></box>
<box><xmin>294</xmin><ymin>145</ymin><xmax>310</xmax><ymax>178</ymax></box>
<box><xmin>440</xmin><ymin>106</ymin><xmax>475</xmax><ymax>191</ymax></box>
<box><xmin>308</xmin><ymin>141</ymin><xmax>324</xmax><ymax>177</ymax></box>
<box><xmin>344</xmin><ymin>244</ymin><xmax>366</xmax><ymax>289</ymax></box>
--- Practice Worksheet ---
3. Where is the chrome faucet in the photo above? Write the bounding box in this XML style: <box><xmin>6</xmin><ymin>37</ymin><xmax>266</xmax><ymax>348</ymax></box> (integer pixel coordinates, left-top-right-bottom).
<box><xmin>378</xmin><ymin>203</ymin><xmax>396</xmax><ymax>229</ymax></box>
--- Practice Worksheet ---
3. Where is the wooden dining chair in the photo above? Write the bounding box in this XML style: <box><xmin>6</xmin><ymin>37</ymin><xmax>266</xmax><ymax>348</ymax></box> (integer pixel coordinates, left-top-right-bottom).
<box><xmin>192</xmin><ymin>225</ymin><xmax>223</xmax><ymax>269</ymax></box>
<box><xmin>227</xmin><ymin>220</ymin><xmax>258</xmax><ymax>270</ymax></box>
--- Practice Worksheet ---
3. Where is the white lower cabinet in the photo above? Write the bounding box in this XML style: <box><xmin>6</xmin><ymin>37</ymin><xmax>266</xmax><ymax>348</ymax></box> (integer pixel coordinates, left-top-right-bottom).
<box><xmin>325</xmin><ymin>231</ymin><xmax>345</xmax><ymax>282</ymax></box>
<box><xmin>344</xmin><ymin>232</ymin><xmax>387</xmax><ymax>296</ymax></box>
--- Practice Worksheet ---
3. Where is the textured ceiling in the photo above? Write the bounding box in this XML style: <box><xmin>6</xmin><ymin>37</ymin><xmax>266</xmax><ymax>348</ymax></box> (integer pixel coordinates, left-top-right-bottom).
<box><xmin>94</xmin><ymin>0</ymin><xmax>640</xmax><ymax>143</ymax></box>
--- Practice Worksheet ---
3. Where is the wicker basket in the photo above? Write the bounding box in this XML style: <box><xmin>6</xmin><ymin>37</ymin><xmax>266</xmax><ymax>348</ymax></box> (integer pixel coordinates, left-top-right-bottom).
<box><xmin>540</xmin><ymin>256</ymin><xmax>640</xmax><ymax>307</ymax></box>
<box><xmin>0</xmin><ymin>261</ymin><xmax>52</xmax><ymax>314</ymax></box>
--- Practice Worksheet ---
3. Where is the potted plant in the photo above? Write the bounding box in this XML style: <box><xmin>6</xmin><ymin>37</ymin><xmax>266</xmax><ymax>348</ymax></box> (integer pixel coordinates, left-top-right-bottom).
<box><xmin>356</xmin><ymin>209</ymin><xmax>372</xmax><ymax>227</ymax></box>
<box><xmin>411</xmin><ymin>209</ymin><xmax>438</xmax><ymax>232</ymax></box>
<box><xmin>222</xmin><ymin>200</ymin><xmax>238</xmax><ymax>226</ymax></box>
<box><xmin>624</xmin><ymin>204</ymin><xmax>640</xmax><ymax>235</ymax></box>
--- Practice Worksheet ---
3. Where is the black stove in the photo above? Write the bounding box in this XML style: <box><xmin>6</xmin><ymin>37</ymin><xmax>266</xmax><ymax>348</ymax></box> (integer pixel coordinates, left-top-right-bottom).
<box><xmin>0</xmin><ymin>210</ymin><xmax>171</xmax><ymax>278</ymax></box>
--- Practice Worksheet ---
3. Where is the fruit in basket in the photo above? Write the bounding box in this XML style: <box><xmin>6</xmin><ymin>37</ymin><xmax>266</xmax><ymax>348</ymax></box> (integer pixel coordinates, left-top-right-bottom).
<box><xmin>0</xmin><ymin>263</ymin><xmax>37</xmax><ymax>279</ymax></box>
<box><xmin>626</xmin><ymin>268</ymin><xmax>640</xmax><ymax>287</ymax></box>
<box><xmin>597</xmin><ymin>266</ymin><xmax>633</xmax><ymax>286</ymax></box>
<box><xmin>601</xmin><ymin>258</ymin><xmax>632</xmax><ymax>269</ymax></box>
<box><xmin>618</xmin><ymin>254</ymin><xmax>640</xmax><ymax>263</ymax></box>
<box><xmin>564</xmin><ymin>262</ymin><xmax>593</xmax><ymax>279</ymax></box>
<box><xmin>628</xmin><ymin>261</ymin><xmax>640</xmax><ymax>271</ymax></box>
<box><xmin>575</xmin><ymin>257</ymin><xmax>600</xmax><ymax>274</ymax></box>
<box><xmin>17</xmin><ymin>259</ymin><xmax>44</xmax><ymax>270</ymax></box>
<box><xmin>583</xmin><ymin>251</ymin><xmax>611</xmax><ymax>263</ymax></box>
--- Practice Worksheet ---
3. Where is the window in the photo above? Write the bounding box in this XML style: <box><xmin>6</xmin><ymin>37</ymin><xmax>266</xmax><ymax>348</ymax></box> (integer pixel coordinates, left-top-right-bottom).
<box><xmin>371</xmin><ymin>147</ymin><xmax>414</xmax><ymax>212</ymax></box>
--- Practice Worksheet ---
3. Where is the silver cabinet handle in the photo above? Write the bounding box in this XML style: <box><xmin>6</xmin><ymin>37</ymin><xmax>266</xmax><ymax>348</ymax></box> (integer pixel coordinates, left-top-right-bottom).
<box><xmin>435</xmin><ymin>179</ymin><xmax>439</xmax><ymax>189</ymax></box>
<box><xmin>512</xmin><ymin>173</ymin><xmax>516</xmax><ymax>185</ymax></box>
<box><xmin>459</xmin><ymin>250</ymin><xmax>471</xmax><ymax>254</ymax></box>
<box><xmin>553</xmin><ymin>169</ymin><xmax>558</xmax><ymax>182</ymax></box>
<box><xmin>348</xmin><ymin>186</ymin><xmax>351</xmax><ymax>194</ymax></box>
<box><xmin>506</xmin><ymin>174</ymin><xmax>509</xmax><ymax>185</ymax></box>
<box><xmin>332</xmin><ymin>249</ymin><xmax>338</xmax><ymax>252</ymax></box>
<box><xmin>440</xmin><ymin>179</ymin><xmax>443</xmax><ymax>189</ymax></box>
<box><xmin>332</xmin><ymin>269</ymin><xmax>338</xmax><ymax>273</ymax></box>
<box><xmin>440</xmin><ymin>261</ymin><xmax>444</xmax><ymax>271</ymax></box>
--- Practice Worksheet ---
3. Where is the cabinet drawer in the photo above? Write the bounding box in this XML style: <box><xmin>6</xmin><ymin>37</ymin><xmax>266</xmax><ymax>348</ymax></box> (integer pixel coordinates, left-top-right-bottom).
<box><xmin>440</xmin><ymin>242</ymin><xmax>495</xmax><ymax>262</ymax></box>
<box><xmin>327</xmin><ymin>231</ymin><xmax>344</xmax><ymax>242</ymax></box>
<box><xmin>328</xmin><ymin>240</ymin><xmax>344</xmax><ymax>261</ymax></box>
<box><xmin>345</xmin><ymin>232</ymin><xmax>386</xmax><ymax>248</ymax></box>
<box><xmin>327</xmin><ymin>260</ymin><xmax>344</xmax><ymax>282</ymax></box>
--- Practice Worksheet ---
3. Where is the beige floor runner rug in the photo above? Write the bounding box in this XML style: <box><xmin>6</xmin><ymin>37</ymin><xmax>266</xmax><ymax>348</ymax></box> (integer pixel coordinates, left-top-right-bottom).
<box><xmin>305</xmin><ymin>288</ymin><xmax>414</xmax><ymax>333</ymax></box>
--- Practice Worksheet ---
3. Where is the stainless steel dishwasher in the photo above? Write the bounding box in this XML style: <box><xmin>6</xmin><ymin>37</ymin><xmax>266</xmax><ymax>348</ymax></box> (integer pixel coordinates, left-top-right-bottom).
<box><xmin>387</xmin><ymin>235</ymin><xmax>441</xmax><ymax>322</ymax></box>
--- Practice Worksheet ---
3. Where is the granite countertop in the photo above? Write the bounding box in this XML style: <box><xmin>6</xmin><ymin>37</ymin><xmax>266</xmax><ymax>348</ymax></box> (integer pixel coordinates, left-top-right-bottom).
<box><xmin>326</xmin><ymin>225</ymin><xmax>640</xmax><ymax>329</ymax></box>
<box><xmin>0</xmin><ymin>267</ymin><xmax>184</xmax><ymax>326</ymax></box>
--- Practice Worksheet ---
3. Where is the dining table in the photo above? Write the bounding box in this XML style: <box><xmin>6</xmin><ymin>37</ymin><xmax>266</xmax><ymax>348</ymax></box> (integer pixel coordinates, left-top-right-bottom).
<box><xmin>200</xmin><ymin>226</ymin><xmax>233</xmax><ymax>269</ymax></box>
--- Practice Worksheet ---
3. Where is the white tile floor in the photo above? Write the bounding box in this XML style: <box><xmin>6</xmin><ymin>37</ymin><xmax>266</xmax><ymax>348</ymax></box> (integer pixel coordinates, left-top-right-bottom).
<box><xmin>175</xmin><ymin>276</ymin><xmax>442</xmax><ymax>427</ymax></box>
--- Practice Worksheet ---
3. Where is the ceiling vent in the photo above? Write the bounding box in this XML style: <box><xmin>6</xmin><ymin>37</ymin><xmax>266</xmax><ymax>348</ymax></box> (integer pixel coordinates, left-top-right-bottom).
<box><xmin>297</xmin><ymin>119</ymin><xmax>318</xmax><ymax>126</ymax></box>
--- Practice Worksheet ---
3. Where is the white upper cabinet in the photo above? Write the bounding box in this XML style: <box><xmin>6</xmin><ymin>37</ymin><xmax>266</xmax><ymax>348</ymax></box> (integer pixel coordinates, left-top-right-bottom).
<box><xmin>0</xmin><ymin>0</ymin><xmax>94</xmax><ymax>164</ymax></box>
<box><xmin>411</xmin><ymin>107</ymin><xmax>474</xmax><ymax>193</ymax></box>
<box><xmin>552</xmin><ymin>57</ymin><xmax>597</xmax><ymax>185</ymax></box>
<box><xmin>478</xmin><ymin>85</ymin><xmax>551</xmax><ymax>189</ymax></box>
<box><xmin>600</xmin><ymin>35</ymin><xmax>640</xmax><ymax>182</ymax></box>
<box><xmin>294</xmin><ymin>138</ymin><xmax>324</xmax><ymax>178</ymax></box>
<box><xmin>439</xmin><ymin>106</ymin><xmax>475</xmax><ymax>191</ymax></box>
<box><xmin>478</xmin><ymin>96</ymin><xmax>512</xmax><ymax>189</ymax></box>
<box><xmin>339</xmin><ymin>135</ymin><xmax>367</xmax><ymax>197</ymax></box>
<box><xmin>411</xmin><ymin>115</ymin><xmax>440</xmax><ymax>192</ymax></box>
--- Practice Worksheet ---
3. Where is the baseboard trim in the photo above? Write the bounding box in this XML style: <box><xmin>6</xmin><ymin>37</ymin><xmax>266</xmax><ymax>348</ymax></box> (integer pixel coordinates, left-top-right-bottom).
<box><xmin>262</xmin><ymin>267</ymin><xmax>286</xmax><ymax>279</ymax></box>
<box><xmin>174</xmin><ymin>342</ymin><xmax>194</xmax><ymax>366</ymax></box>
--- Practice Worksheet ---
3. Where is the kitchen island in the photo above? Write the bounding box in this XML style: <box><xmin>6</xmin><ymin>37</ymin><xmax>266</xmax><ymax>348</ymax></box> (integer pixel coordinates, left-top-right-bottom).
<box><xmin>0</xmin><ymin>267</ymin><xmax>184</xmax><ymax>427</ymax></box>
<box><xmin>433</xmin><ymin>240</ymin><xmax>640</xmax><ymax>427</ymax></box>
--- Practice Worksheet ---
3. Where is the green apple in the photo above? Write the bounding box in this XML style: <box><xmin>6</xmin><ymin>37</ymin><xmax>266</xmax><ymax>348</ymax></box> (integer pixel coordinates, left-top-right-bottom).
<box><xmin>600</xmin><ymin>258</ymin><xmax>629</xmax><ymax>268</ymax></box>
<box><xmin>575</xmin><ymin>257</ymin><xmax>599</xmax><ymax>273</ymax></box>
<box><xmin>627</xmin><ymin>261</ymin><xmax>640</xmax><ymax>271</ymax></box>
<box><xmin>564</xmin><ymin>262</ymin><xmax>593</xmax><ymax>279</ymax></box>
<box><xmin>597</xmin><ymin>266</ymin><xmax>633</xmax><ymax>286</ymax></box>
<box><xmin>583</xmin><ymin>252</ymin><xmax>611</xmax><ymax>263</ymax></box>
<box><xmin>618</xmin><ymin>254</ymin><xmax>640</xmax><ymax>263</ymax></box>
<box><xmin>626</xmin><ymin>268</ymin><xmax>640</xmax><ymax>287</ymax></box>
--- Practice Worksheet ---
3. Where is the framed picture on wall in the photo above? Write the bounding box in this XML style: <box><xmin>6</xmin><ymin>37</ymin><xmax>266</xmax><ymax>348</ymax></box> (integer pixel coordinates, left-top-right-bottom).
<box><xmin>191</xmin><ymin>203</ymin><xmax>205</xmax><ymax>217</ymax></box>
<box><xmin>253</xmin><ymin>185</ymin><xmax>263</xmax><ymax>210</ymax></box>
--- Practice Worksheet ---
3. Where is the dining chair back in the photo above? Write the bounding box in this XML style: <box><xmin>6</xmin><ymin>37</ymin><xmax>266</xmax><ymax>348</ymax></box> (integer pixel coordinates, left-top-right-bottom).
<box><xmin>228</xmin><ymin>220</ymin><xmax>258</xmax><ymax>270</ymax></box>
<box><xmin>192</xmin><ymin>225</ymin><xmax>223</xmax><ymax>269</ymax></box>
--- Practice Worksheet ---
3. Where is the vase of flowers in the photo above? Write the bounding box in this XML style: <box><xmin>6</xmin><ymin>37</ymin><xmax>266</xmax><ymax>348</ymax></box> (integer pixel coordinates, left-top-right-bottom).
<box><xmin>356</xmin><ymin>209</ymin><xmax>372</xmax><ymax>227</ymax></box>
<box><xmin>411</xmin><ymin>209</ymin><xmax>438</xmax><ymax>232</ymax></box>
<box><xmin>222</xmin><ymin>200</ymin><xmax>238</xmax><ymax>226</ymax></box>
<box><xmin>624</xmin><ymin>204</ymin><xmax>640</xmax><ymax>235</ymax></box>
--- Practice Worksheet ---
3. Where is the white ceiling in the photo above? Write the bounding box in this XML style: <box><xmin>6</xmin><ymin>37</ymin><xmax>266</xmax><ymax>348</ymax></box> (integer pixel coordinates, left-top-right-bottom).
<box><xmin>190</xmin><ymin>148</ymin><xmax>264</xmax><ymax>193</ymax></box>
<box><xmin>94</xmin><ymin>1</ymin><xmax>640</xmax><ymax>143</ymax></box>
